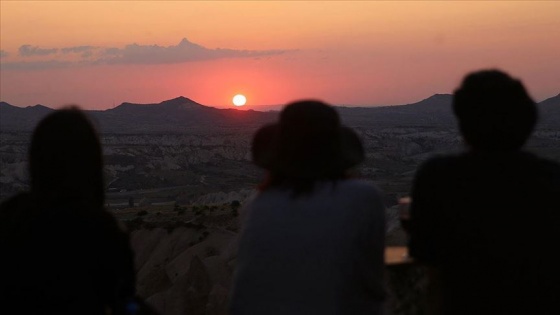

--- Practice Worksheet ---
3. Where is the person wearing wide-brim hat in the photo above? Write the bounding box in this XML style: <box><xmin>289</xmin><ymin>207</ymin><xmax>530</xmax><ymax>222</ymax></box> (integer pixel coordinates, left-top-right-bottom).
<box><xmin>230</xmin><ymin>100</ymin><xmax>386</xmax><ymax>314</ymax></box>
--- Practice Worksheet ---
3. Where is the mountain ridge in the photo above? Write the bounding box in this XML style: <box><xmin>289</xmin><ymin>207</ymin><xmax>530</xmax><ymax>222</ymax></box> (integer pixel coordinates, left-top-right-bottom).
<box><xmin>539</xmin><ymin>93</ymin><xmax>560</xmax><ymax>107</ymax></box>
<box><xmin>1</xmin><ymin>93</ymin><xmax>558</xmax><ymax>132</ymax></box>
<box><xmin>110</xmin><ymin>96</ymin><xmax>204</xmax><ymax>112</ymax></box>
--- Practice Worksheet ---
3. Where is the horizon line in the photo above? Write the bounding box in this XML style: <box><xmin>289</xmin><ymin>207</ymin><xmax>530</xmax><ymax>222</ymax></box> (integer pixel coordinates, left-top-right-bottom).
<box><xmin>1</xmin><ymin>92</ymin><xmax>558</xmax><ymax>111</ymax></box>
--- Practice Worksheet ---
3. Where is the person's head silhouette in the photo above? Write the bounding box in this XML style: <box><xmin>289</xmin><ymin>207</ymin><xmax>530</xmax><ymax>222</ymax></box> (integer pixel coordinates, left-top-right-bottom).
<box><xmin>453</xmin><ymin>69</ymin><xmax>537</xmax><ymax>151</ymax></box>
<box><xmin>29</xmin><ymin>108</ymin><xmax>104</xmax><ymax>208</ymax></box>
<box><xmin>251</xmin><ymin>100</ymin><xmax>364</xmax><ymax>195</ymax></box>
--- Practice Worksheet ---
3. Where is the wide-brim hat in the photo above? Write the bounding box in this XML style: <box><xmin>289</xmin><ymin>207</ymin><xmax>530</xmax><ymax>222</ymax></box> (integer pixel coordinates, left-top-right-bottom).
<box><xmin>251</xmin><ymin>100</ymin><xmax>364</xmax><ymax>177</ymax></box>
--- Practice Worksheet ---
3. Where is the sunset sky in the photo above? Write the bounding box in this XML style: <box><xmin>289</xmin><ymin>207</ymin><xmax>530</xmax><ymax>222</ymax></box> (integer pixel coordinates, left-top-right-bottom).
<box><xmin>1</xmin><ymin>1</ymin><xmax>559</xmax><ymax>110</ymax></box>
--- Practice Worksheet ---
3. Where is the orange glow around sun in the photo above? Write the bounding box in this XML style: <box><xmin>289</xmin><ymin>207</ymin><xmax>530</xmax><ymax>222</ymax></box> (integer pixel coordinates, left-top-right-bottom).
<box><xmin>232</xmin><ymin>94</ymin><xmax>247</xmax><ymax>106</ymax></box>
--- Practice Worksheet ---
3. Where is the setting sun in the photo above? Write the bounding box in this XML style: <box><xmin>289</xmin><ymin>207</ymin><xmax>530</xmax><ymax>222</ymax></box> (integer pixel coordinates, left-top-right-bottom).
<box><xmin>232</xmin><ymin>94</ymin><xmax>247</xmax><ymax>106</ymax></box>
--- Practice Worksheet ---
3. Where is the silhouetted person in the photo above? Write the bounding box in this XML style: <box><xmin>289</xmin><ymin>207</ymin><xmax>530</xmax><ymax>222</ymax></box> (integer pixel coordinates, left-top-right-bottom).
<box><xmin>408</xmin><ymin>70</ymin><xmax>560</xmax><ymax>314</ymax></box>
<box><xmin>0</xmin><ymin>108</ymin><xmax>136</xmax><ymax>315</ymax></box>
<box><xmin>230</xmin><ymin>100</ymin><xmax>386</xmax><ymax>314</ymax></box>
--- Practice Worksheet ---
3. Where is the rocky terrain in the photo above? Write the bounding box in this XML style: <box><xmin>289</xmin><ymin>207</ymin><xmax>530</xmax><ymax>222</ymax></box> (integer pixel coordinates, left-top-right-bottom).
<box><xmin>108</xmin><ymin>197</ymin><xmax>409</xmax><ymax>315</ymax></box>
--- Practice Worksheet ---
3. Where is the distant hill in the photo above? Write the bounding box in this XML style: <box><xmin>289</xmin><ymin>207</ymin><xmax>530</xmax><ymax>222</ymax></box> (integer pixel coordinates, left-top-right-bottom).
<box><xmin>337</xmin><ymin>94</ymin><xmax>454</xmax><ymax>128</ymax></box>
<box><xmin>90</xmin><ymin>96</ymin><xmax>277</xmax><ymax>133</ymax></box>
<box><xmin>0</xmin><ymin>102</ymin><xmax>54</xmax><ymax>132</ymax></box>
<box><xmin>538</xmin><ymin>93</ymin><xmax>560</xmax><ymax>128</ymax></box>
<box><xmin>0</xmin><ymin>97</ymin><xmax>276</xmax><ymax>133</ymax></box>
<box><xmin>1</xmin><ymin>93</ymin><xmax>558</xmax><ymax>133</ymax></box>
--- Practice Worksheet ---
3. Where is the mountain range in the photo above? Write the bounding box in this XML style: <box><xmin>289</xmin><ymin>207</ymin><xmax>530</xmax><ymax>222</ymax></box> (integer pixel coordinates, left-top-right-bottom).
<box><xmin>1</xmin><ymin>93</ymin><xmax>558</xmax><ymax>133</ymax></box>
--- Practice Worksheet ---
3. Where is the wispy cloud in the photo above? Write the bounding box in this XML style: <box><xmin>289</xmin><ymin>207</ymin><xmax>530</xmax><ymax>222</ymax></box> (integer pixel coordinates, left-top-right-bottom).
<box><xmin>19</xmin><ymin>45</ymin><xmax>58</xmax><ymax>56</ymax></box>
<box><xmin>2</xmin><ymin>38</ymin><xmax>294</xmax><ymax>70</ymax></box>
<box><xmin>1</xmin><ymin>60</ymin><xmax>73</xmax><ymax>71</ymax></box>
<box><xmin>100</xmin><ymin>38</ymin><xmax>290</xmax><ymax>65</ymax></box>
<box><xmin>60</xmin><ymin>45</ymin><xmax>97</xmax><ymax>59</ymax></box>
<box><xmin>102</xmin><ymin>47</ymin><xmax>120</xmax><ymax>56</ymax></box>
<box><xmin>61</xmin><ymin>45</ymin><xmax>96</xmax><ymax>54</ymax></box>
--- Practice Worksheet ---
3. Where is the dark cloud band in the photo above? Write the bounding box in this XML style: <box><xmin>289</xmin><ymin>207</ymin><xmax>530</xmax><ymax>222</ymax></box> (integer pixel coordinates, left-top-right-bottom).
<box><xmin>19</xmin><ymin>45</ymin><xmax>58</xmax><ymax>56</ymax></box>
<box><xmin>2</xmin><ymin>38</ymin><xmax>293</xmax><ymax>70</ymax></box>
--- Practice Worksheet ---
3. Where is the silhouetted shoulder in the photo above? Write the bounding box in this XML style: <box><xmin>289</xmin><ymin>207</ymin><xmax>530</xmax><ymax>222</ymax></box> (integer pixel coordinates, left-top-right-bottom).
<box><xmin>413</xmin><ymin>154</ymin><xmax>457</xmax><ymax>181</ymax></box>
<box><xmin>340</xmin><ymin>178</ymin><xmax>380</xmax><ymax>192</ymax></box>
<box><xmin>332</xmin><ymin>178</ymin><xmax>381</xmax><ymax>196</ymax></box>
<box><xmin>0</xmin><ymin>193</ymin><xmax>37</xmax><ymax>241</ymax></box>
<box><xmin>0</xmin><ymin>198</ymin><xmax>134</xmax><ymax>314</ymax></box>
<box><xmin>418</xmin><ymin>151</ymin><xmax>560</xmax><ymax>177</ymax></box>
<box><xmin>338</xmin><ymin>179</ymin><xmax>385</xmax><ymax>209</ymax></box>
<box><xmin>252</xmin><ymin>179</ymin><xmax>382</xmax><ymax>207</ymax></box>
<box><xmin>0</xmin><ymin>192</ymin><xmax>32</xmax><ymax>214</ymax></box>
<box><xmin>531</xmin><ymin>154</ymin><xmax>560</xmax><ymax>176</ymax></box>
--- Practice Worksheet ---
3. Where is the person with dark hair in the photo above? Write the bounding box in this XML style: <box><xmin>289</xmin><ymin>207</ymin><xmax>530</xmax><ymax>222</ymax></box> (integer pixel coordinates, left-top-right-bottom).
<box><xmin>0</xmin><ymin>108</ymin><xmax>137</xmax><ymax>315</ymax></box>
<box><xmin>408</xmin><ymin>70</ymin><xmax>560</xmax><ymax>314</ymax></box>
<box><xmin>230</xmin><ymin>100</ymin><xmax>386</xmax><ymax>314</ymax></box>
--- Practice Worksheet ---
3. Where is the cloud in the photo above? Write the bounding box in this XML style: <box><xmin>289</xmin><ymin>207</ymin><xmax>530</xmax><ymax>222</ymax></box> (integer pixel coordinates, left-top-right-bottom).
<box><xmin>1</xmin><ymin>38</ymin><xmax>294</xmax><ymax>70</ymax></box>
<box><xmin>1</xmin><ymin>60</ymin><xmax>72</xmax><ymax>71</ymax></box>
<box><xmin>61</xmin><ymin>46</ymin><xmax>97</xmax><ymax>59</ymax></box>
<box><xmin>19</xmin><ymin>45</ymin><xmax>58</xmax><ymax>56</ymax></box>
<box><xmin>0</xmin><ymin>50</ymin><xmax>8</xmax><ymax>58</ymax></box>
<box><xmin>103</xmin><ymin>47</ymin><xmax>121</xmax><ymax>55</ymax></box>
<box><xmin>98</xmin><ymin>38</ymin><xmax>291</xmax><ymax>65</ymax></box>
<box><xmin>61</xmin><ymin>46</ymin><xmax>96</xmax><ymax>54</ymax></box>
